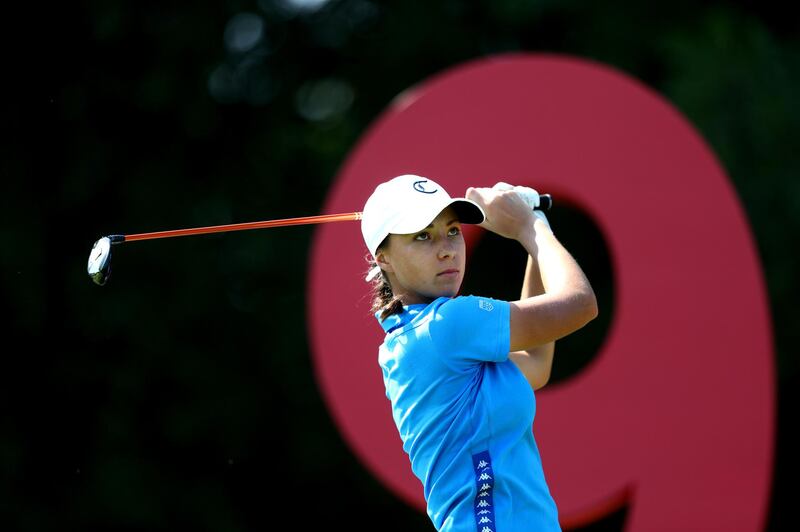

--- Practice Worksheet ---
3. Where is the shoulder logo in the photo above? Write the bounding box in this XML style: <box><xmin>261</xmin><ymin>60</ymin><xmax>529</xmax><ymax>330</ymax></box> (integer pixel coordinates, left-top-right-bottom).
<box><xmin>413</xmin><ymin>180</ymin><xmax>438</xmax><ymax>194</ymax></box>
<box><xmin>478</xmin><ymin>299</ymin><xmax>494</xmax><ymax>312</ymax></box>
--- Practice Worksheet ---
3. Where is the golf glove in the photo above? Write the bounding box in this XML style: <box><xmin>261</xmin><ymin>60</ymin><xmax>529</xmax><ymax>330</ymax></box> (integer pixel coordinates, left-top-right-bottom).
<box><xmin>492</xmin><ymin>181</ymin><xmax>552</xmax><ymax>233</ymax></box>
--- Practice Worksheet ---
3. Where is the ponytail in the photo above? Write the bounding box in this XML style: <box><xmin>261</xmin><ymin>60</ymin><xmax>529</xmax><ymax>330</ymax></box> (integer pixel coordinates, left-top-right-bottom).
<box><xmin>367</xmin><ymin>256</ymin><xmax>404</xmax><ymax>320</ymax></box>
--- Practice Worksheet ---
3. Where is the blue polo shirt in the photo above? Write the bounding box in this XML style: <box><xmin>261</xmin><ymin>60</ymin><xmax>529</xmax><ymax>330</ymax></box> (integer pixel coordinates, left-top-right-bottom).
<box><xmin>377</xmin><ymin>295</ymin><xmax>560</xmax><ymax>532</ymax></box>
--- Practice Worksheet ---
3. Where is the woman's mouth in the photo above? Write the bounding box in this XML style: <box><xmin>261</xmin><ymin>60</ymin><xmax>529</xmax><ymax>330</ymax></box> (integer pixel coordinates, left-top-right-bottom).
<box><xmin>437</xmin><ymin>269</ymin><xmax>459</xmax><ymax>277</ymax></box>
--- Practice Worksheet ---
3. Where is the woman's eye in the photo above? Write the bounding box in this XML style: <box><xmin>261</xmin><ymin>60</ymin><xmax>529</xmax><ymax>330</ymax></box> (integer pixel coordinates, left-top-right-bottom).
<box><xmin>448</xmin><ymin>226</ymin><xmax>461</xmax><ymax>236</ymax></box>
<box><xmin>414</xmin><ymin>232</ymin><xmax>430</xmax><ymax>241</ymax></box>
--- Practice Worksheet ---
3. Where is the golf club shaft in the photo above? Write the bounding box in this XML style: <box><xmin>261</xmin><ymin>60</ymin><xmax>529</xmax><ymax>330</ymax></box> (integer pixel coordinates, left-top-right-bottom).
<box><xmin>119</xmin><ymin>212</ymin><xmax>363</xmax><ymax>243</ymax></box>
<box><xmin>112</xmin><ymin>194</ymin><xmax>551</xmax><ymax>243</ymax></box>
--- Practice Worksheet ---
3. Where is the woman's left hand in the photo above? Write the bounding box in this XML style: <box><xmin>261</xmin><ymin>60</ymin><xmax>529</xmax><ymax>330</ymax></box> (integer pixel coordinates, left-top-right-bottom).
<box><xmin>465</xmin><ymin>185</ymin><xmax>536</xmax><ymax>242</ymax></box>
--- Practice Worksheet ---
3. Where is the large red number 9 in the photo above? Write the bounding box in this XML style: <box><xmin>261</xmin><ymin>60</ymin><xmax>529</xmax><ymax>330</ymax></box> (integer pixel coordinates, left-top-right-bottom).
<box><xmin>308</xmin><ymin>54</ymin><xmax>774</xmax><ymax>530</ymax></box>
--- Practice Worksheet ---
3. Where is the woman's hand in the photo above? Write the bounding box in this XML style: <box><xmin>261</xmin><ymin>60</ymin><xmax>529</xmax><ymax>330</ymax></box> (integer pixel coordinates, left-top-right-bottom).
<box><xmin>465</xmin><ymin>185</ymin><xmax>537</xmax><ymax>243</ymax></box>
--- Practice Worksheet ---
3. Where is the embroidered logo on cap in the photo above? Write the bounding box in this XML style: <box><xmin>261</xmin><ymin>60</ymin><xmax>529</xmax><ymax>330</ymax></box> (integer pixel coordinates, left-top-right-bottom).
<box><xmin>413</xmin><ymin>180</ymin><xmax>438</xmax><ymax>194</ymax></box>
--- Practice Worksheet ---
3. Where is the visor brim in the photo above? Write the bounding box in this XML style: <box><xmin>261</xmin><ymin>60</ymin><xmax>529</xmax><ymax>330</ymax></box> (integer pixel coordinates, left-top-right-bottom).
<box><xmin>389</xmin><ymin>198</ymin><xmax>485</xmax><ymax>235</ymax></box>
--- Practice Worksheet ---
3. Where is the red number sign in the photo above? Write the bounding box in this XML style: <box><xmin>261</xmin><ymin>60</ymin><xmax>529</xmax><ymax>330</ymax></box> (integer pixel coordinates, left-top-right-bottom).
<box><xmin>307</xmin><ymin>54</ymin><xmax>774</xmax><ymax>530</ymax></box>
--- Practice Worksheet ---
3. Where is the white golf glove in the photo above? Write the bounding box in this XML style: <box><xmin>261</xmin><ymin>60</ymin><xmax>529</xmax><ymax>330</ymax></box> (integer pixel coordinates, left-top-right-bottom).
<box><xmin>492</xmin><ymin>181</ymin><xmax>552</xmax><ymax>233</ymax></box>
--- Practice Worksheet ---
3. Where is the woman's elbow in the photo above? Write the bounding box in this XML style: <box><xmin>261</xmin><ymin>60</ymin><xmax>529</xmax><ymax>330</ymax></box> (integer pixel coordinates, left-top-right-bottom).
<box><xmin>576</xmin><ymin>288</ymin><xmax>598</xmax><ymax>326</ymax></box>
<box><xmin>585</xmin><ymin>290</ymin><xmax>599</xmax><ymax>321</ymax></box>
<box><xmin>532</xmin><ymin>369</ymin><xmax>551</xmax><ymax>391</ymax></box>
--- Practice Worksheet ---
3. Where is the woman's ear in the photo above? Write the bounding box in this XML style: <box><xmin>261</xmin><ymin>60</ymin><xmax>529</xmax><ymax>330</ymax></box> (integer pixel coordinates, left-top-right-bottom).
<box><xmin>376</xmin><ymin>251</ymin><xmax>393</xmax><ymax>274</ymax></box>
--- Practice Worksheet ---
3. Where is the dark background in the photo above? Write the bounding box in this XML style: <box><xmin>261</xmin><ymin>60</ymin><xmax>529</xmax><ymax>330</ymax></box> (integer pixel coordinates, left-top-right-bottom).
<box><xmin>3</xmin><ymin>0</ymin><xmax>797</xmax><ymax>530</ymax></box>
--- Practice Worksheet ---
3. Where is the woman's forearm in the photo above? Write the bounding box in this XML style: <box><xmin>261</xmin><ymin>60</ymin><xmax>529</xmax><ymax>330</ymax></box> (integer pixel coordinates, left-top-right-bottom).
<box><xmin>515</xmin><ymin>238</ymin><xmax>555</xmax><ymax>389</ymax></box>
<box><xmin>520</xmin><ymin>219</ymin><xmax>596</xmax><ymax>313</ymax></box>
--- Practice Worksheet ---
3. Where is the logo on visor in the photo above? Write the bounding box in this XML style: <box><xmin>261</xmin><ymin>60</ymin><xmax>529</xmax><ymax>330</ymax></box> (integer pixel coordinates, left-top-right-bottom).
<box><xmin>413</xmin><ymin>180</ymin><xmax>438</xmax><ymax>194</ymax></box>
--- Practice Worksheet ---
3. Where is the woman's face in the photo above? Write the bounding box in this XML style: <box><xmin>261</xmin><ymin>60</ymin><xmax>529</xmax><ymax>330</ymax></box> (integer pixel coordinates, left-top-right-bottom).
<box><xmin>377</xmin><ymin>206</ymin><xmax>466</xmax><ymax>305</ymax></box>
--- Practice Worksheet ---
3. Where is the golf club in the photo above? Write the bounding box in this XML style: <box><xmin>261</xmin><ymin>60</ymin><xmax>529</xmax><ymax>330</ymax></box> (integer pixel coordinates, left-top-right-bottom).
<box><xmin>87</xmin><ymin>194</ymin><xmax>552</xmax><ymax>286</ymax></box>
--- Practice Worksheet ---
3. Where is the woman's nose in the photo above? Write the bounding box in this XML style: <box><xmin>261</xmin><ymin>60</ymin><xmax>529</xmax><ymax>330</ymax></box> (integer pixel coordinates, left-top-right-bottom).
<box><xmin>438</xmin><ymin>239</ymin><xmax>456</xmax><ymax>259</ymax></box>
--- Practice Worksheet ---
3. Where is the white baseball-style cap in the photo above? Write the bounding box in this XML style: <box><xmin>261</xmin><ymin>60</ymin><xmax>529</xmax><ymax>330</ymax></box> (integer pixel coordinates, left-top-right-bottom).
<box><xmin>361</xmin><ymin>174</ymin><xmax>485</xmax><ymax>280</ymax></box>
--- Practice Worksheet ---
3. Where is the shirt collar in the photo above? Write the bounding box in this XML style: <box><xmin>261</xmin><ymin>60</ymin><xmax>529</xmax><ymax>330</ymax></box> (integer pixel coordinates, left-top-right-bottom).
<box><xmin>376</xmin><ymin>303</ymin><xmax>430</xmax><ymax>334</ymax></box>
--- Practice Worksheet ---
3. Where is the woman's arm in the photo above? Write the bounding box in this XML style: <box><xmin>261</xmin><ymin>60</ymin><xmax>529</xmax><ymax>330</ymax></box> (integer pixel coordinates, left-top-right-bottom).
<box><xmin>508</xmin><ymin>218</ymin><xmax>597</xmax><ymax>351</ymax></box>
<box><xmin>508</xmin><ymin>248</ymin><xmax>555</xmax><ymax>390</ymax></box>
<box><xmin>466</xmin><ymin>186</ymin><xmax>598</xmax><ymax>356</ymax></box>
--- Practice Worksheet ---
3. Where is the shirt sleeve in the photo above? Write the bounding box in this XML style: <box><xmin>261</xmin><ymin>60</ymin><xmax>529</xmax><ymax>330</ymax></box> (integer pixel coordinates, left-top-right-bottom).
<box><xmin>428</xmin><ymin>295</ymin><xmax>511</xmax><ymax>365</ymax></box>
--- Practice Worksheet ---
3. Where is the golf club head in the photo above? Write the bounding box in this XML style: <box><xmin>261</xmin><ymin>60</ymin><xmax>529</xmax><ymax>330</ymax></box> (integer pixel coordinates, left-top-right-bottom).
<box><xmin>87</xmin><ymin>236</ymin><xmax>112</xmax><ymax>285</ymax></box>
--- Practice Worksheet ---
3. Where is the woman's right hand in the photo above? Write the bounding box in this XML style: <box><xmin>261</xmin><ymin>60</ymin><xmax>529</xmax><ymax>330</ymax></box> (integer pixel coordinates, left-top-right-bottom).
<box><xmin>465</xmin><ymin>185</ymin><xmax>537</xmax><ymax>243</ymax></box>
